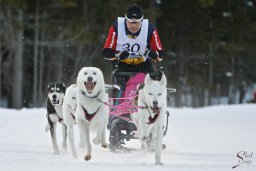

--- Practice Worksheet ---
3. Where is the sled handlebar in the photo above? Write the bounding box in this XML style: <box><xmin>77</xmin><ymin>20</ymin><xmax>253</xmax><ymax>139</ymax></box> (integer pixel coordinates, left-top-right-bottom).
<box><xmin>113</xmin><ymin>71</ymin><xmax>162</xmax><ymax>78</ymax></box>
<box><xmin>114</xmin><ymin>71</ymin><xmax>151</xmax><ymax>77</ymax></box>
<box><xmin>108</xmin><ymin>56</ymin><xmax>163</xmax><ymax>62</ymax></box>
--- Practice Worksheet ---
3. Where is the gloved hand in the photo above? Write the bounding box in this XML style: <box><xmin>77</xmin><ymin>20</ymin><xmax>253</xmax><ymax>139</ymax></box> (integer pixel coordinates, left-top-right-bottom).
<box><xmin>145</xmin><ymin>50</ymin><xmax>158</xmax><ymax>60</ymax></box>
<box><xmin>118</xmin><ymin>51</ymin><xmax>130</xmax><ymax>60</ymax></box>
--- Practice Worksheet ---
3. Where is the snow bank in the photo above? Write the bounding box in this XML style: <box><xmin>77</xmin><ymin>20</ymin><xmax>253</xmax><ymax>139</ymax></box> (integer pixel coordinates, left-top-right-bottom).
<box><xmin>0</xmin><ymin>104</ymin><xmax>255</xmax><ymax>171</ymax></box>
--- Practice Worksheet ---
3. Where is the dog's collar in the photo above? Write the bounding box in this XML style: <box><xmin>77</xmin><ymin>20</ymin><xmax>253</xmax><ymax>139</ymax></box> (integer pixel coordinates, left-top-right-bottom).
<box><xmin>139</xmin><ymin>105</ymin><xmax>148</xmax><ymax>110</ymax></box>
<box><xmin>81</xmin><ymin>89</ymin><xmax>101</xmax><ymax>99</ymax></box>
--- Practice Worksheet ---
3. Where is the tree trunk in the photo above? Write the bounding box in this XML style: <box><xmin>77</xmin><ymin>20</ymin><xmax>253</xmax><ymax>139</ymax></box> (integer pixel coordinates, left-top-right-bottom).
<box><xmin>12</xmin><ymin>9</ymin><xmax>24</xmax><ymax>109</ymax></box>
<box><xmin>238</xmin><ymin>82</ymin><xmax>246</xmax><ymax>103</ymax></box>
<box><xmin>57</xmin><ymin>55</ymin><xmax>64</xmax><ymax>82</ymax></box>
<box><xmin>149</xmin><ymin>0</ymin><xmax>157</xmax><ymax>24</ymax></box>
<box><xmin>175</xmin><ymin>50</ymin><xmax>184</xmax><ymax>107</ymax></box>
<box><xmin>69</xmin><ymin>45</ymin><xmax>84</xmax><ymax>83</ymax></box>
<box><xmin>33</xmin><ymin>0</ymin><xmax>40</xmax><ymax>107</ymax></box>
<box><xmin>228</xmin><ymin>56</ymin><xmax>236</xmax><ymax>104</ymax></box>
<box><xmin>0</xmin><ymin>39</ymin><xmax>2</xmax><ymax>98</ymax></box>
<box><xmin>38</xmin><ymin>31</ymin><xmax>45</xmax><ymax>106</ymax></box>
<box><xmin>208</xmin><ymin>43</ymin><xmax>214</xmax><ymax>105</ymax></box>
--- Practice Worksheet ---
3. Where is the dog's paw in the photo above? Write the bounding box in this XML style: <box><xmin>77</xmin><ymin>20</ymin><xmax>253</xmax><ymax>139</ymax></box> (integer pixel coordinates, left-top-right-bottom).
<box><xmin>142</xmin><ymin>136</ymin><xmax>149</xmax><ymax>141</ymax></box>
<box><xmin>155</xmin><ymin>161</ymin><xmax>163</xmax><ymax>165</ymax></box>
<box><xmin>72</xmin><ymin>152</ymin><xmax>78</xmax><ymax>159</ymax></box>
<box><xmin>84</xmin><ymin>155</ymin><xmax>91</xmax><ymax>161</ymax></box>
<box><xmin>162</xmin><ymin>144</ymin><xmax>166</xmax><ymax>150</ymax></box>
<box><xmin>101</xmin><ymin>143</ymin><xmax>108</xmax><ymax>148</ymax></box>
<box><xmin>62</xmin><ymin>143</ymin><xmax>67</xmax><ymax>150</ymax></box>
<box><xmin>93</xmin><ymin>138</ymin><xmax>101</xmax><ymax>145</ymax></box>
<box><xmin>45</xmin><ymin>124</ymin><xmax>50</xmax><ymax>132</ymax></box>
<box><xmin>53</xmin><ymin>149</ymin><xmax>59</xmax><ymax>155</ymax></box>
<box><xmin>148</xmin><ymin>145</ymin><xmax>155</xmax><ymax>152</ymax></box>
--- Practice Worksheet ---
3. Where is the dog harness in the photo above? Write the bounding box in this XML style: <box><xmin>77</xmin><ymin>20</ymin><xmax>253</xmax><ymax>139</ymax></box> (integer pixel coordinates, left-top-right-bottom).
<box><xmin>69</xmin><ymin>111</ymin><xmax>76</xmax><ymax>120</ymax></box>
<box><xmin>147</xmin><ymin>112</ymin><xmax>160</xmax><ymax>124</ymax></box>
<box><xmin>82</xmin><ymin>105</ymin><xmax>100</xmax><ymax>122</ymax></box>
<box><xmin>66</xmin><ymin>104</ymin><xmax>76</xmax><ymax>120</ymax></box>
<box><xmin>46</xmin><ymin>98</ymin><xmax>64</xmax><ymax>131</ymax></box>
<box><xmin>141</xmin><ymin>103</ymin><xmax>160</xmax><ymax>124</ymax></box>
<box><xmin>80</xmin><ymin>89</ymin><xmax>103</xmax><ymax>122</ymax></box>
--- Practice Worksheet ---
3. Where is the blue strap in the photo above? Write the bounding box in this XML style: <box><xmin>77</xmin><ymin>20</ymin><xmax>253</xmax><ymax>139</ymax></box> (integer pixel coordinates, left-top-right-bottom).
<box><xmin>114</xmin><ymin>90</ymin><xmax>123</xmax><ymax>106</ymax></box>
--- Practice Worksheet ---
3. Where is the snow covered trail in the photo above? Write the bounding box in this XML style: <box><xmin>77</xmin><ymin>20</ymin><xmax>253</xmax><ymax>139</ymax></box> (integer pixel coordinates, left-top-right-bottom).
<box><xmin>0</xmin><ymin>105</ymin><xmax>256</xmax><ymax>171</ymax></box>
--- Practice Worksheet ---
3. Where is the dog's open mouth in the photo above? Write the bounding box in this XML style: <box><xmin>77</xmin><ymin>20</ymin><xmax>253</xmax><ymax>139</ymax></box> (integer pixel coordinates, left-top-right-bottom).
<box><xmin>84</xmin><ymin>81</ymin><xmax>96</xmax><ymax>94</ymax></box>
<box><xmin>150</xmin><ymin>107</ymin><xmax>160</xmax><ymax>114</ymax></box>
<box><xmin>52</xmin><ymin>100</ymin><xmax>59</xmax><ymax>105</ymax></box>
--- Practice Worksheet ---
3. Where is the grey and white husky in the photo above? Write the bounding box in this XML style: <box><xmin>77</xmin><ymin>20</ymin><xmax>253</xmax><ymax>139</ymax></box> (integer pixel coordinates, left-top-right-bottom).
<box><xmin>45</xmin><ymin>82</ymin><xmax>67</xmax><ymax>155</ymax></box>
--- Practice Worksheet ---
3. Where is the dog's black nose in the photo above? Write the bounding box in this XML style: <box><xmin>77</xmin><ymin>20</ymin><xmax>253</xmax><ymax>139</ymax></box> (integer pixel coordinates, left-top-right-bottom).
<box><xmin>52</xmin><ymin>94</ymin><xmax>57</xmax><ymax>99</ymax></box>
<box><xmin>153</xmin><ymin>100</ymin><xmax>158</xmax><ymax>107</ymax></box>
<box><xmin>87</xmin><ymin>76</ymin><xmax>93</xmax><ymax>82</ymax></box>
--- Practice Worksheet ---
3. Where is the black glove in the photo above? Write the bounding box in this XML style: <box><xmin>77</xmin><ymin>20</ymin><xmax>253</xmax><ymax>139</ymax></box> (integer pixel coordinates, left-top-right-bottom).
<box><xmin>118</xmin><ymin>51</ymin><xmax>130</xmax><ymax>60</ymax></box>
<box><xmin>145</xmin><ymin>50</ymin><xmax>158</xmax><ymax>60</ymax></box>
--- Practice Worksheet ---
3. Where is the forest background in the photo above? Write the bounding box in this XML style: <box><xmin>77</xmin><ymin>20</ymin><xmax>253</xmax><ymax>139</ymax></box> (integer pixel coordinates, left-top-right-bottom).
<box><xmin>0</xmin><ymin>0</ymin><xmax>255</xmax><ymax>108</ymax></box>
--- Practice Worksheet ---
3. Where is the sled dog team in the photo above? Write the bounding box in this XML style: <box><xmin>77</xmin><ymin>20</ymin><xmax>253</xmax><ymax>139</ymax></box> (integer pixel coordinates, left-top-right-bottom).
<box><xmin>45</xmin><ymin>66</ymin><xmax>167</xmax><ymax>165</ymax></box>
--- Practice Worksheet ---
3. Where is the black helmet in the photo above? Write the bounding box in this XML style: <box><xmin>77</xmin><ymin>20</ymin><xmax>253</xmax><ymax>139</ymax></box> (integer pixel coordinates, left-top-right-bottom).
<box><xmin>125</xmin><ymin>4</ymin><xmax>143</xmax><ymax>20</ymax></box>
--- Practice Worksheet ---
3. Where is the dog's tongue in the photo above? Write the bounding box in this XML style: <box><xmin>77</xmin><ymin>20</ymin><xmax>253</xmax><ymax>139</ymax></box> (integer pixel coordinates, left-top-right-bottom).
<box><xmin>85</xmin><ymin>82</ymin><xmax>95</xmax><ymax>91</ymax></box>
<box><xmin>52</xmin><ymin>100</ymin><xmax>59</xmax><ymax>104</ymax></box>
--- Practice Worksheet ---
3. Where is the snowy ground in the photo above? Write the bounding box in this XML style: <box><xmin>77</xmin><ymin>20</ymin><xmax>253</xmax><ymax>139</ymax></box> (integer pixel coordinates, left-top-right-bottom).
<box><xmin>0</xmin><ymin>104</ymin><xmax>256</xmax><ymax>171</ymax></box>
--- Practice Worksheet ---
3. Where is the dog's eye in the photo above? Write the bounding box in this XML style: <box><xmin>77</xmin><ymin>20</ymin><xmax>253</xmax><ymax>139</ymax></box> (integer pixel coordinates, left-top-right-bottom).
<box><xmin>84</xmin><ymin>72</ymin><xmax>87</xmax><ymax>75</ymax></box>
<box><xmin>158</xmin><ymin>93</ymin><xmax>162</xmax><ymax>96</ymax></box>
<box><xmin>93</xmin><ymin>72</ymin><xmax>96</xmax><ymax>75</ymax></box>
<box><xmin>149</xmin><ymin>93</ymin><xmax>152</xmax><ymax>96</ymax></box>
<box><xmin>72</xmin><ymin>97</ymin><xmax>76</xmax><ymax>100</ymax></box>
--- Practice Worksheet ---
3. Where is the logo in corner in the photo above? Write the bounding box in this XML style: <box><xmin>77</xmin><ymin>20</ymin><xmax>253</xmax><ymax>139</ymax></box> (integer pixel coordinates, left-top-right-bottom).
<box><xmin>232</xmin><ymin>151</ymin><xmax>253</xmax><ymax>169</ymax></box>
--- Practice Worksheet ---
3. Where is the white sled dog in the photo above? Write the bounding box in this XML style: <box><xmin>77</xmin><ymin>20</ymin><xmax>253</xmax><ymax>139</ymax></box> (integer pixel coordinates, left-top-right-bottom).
<box><xmin>63</xmin><ymin>84</ymin><xmax>78</xmax><ymax>158</ymax></box>
<box><xmin>136</xmin><ymin>73</ymin><xmax>167</xmax><ymax>165</ymax></box>
<box><xmin>76</xmin><ymin>67</ymin><xmax>109</xmax><ymax>161</ymax></box>
<box><xmin>45</xmin><ymin>82</ymin><xmax>67</xmax><ymax>155</ymax></box>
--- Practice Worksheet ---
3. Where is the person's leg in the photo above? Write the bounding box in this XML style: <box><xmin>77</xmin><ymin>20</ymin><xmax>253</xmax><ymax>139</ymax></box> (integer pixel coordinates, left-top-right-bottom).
<box><xmin>112</xmin><ymin>62</ymin><xmax>131</xmax><ymax>105</ymax></box>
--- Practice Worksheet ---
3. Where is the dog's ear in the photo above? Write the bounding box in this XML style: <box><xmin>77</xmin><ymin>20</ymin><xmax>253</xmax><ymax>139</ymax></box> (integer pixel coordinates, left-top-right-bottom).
<box><xmin>62</xmin><ymin>84</ymin><xmax>66</xmax><ymax>94</ymax></box>
<box><xmin>159</xmin><ymin>73</ymin><xmax>167</xmax><ymax>87</ymax></box>
<box><xmin>144</xmin><ymin>74</ymin><xmax>153</xmax><ymax>86</ymax></box>
<box><xmin>62</xmin><ymin>83</ymin><xmax>66</xmax><ymax>93</ymax></box>
<box><xmin>48</xmin><ymin>82</ymin><xmax>52</xmax><ymax>88</ymax></box>
<box><xmin>47</xmin><ymin>82</ymin><xmax>52</xmax><ymax>91</ymax></box>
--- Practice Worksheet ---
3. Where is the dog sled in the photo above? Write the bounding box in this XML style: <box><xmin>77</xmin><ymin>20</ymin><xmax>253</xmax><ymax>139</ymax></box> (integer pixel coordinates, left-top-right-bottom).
<box><xmin>105</xmin><ymin>64</ymin><xmax>176</xmax><ymax>152</ymax></box>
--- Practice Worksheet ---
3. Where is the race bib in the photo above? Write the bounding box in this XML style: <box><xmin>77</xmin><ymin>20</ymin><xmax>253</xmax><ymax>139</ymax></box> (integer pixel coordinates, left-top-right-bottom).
<box><xmin>116</xmin><ymin>17</ymin><xmax>149</xmax><ymax>63</ymax></box>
